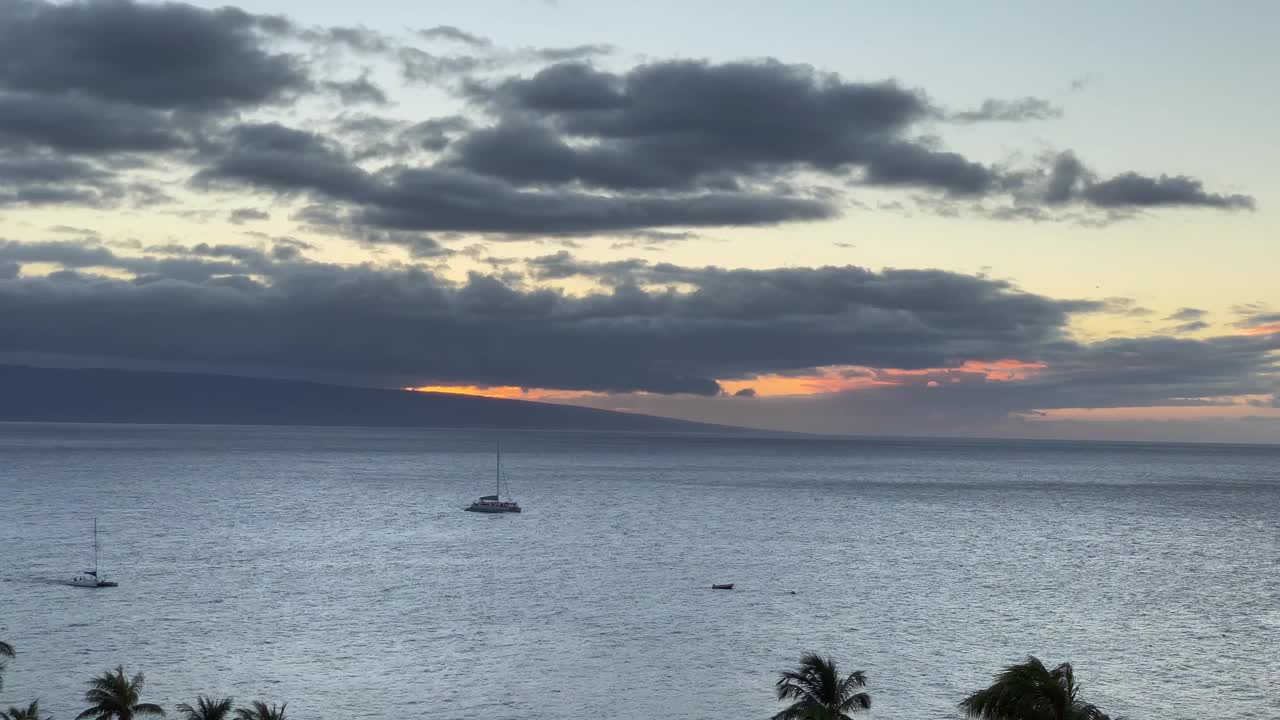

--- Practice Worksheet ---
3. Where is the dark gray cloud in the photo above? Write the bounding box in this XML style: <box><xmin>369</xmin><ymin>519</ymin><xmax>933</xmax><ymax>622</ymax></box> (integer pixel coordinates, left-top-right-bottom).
<box><xmin>418</xmin><ymin>25</ymin><xmax>491</xmax><ymax>48</ymax></box>
<box><xmin>198</xmin><ymin>122</ymin><xmax>833</xmax><ymax>234</ymax></box>
<box><xmin>0</xmin><ymin>92</ymin><xmax>190</xmax><ymax>154</ymax></box>
<box><xmin>0</xmin><ymin>238</ymin><xmax>248</xmax><ymax>281</ymax></box>
<box><xmin>450</xmin><ymin>60</ymin><xmax>1251</xmax><ymax>214</ymax></box>
<box><xmin>0</xmin><ymin>244</ymin><xmax>1104</xmax><ymax>395</ymax></box>
<box><xmin>1238</xmin><ymin>311</ymin><xmax>1280</xmax><ymax>329</ymax></box>
<box><xmin>459</xmin><ymin>60</ymin><xmax>972</xmax><ymax>193</ymax></box>
<box><xmin>405</xmin><ymin>116</ymin><xmax>474</xmax><ymax>152</ymax></box>
<box><xmin>1172</xmin><ymin>321</ymin><xmax>1210</xmax><ymax>334</ymax></box>
<box><xmin>0</xmin><ymin>0</ymin><xmax>307</xmax><ymax>111</ymax></box>
<box><xmin>321</xmin><ymin>75</ymin><xmax>389</xmax><ymax>106</ymax></box>
<box><xmin>0</xmin><ymin>148</ymin><xmax>125</xmax><ymax>207</ymax></box>
<box><xmin>1165</xmin><ymin>308</ymin><xmax>1210</xmax><ymax>334</ymax></box>
<box><xmin>3</xmin><ymin>241</ymin><xmax>1275</xmax><ymax>427</ymax></box>
<box><xmin>1032</xmin><ymin>151</ymin><xmax>1254</xmax><ymax>211</ymax></box>
<box><xmin>0</xmin><ymin>3</ymin><xmax>1255</xmax><ymax>231</ymax></box>
<box><xmin>531</xmin><ymin>44</ymin><xmax>615</xmax><ymax>62</ymax></box>
<box><xmin>229</xmin><ymin>208</ymin><xmax>271</xmax><ymax>224</ymax></box>
<box><xmin>194</xmin><ymin>122</ymin><xmax>372</xmax><ymax>199</ymax></box>
<box><xmin>733</xmin><ymin>387</ymin><xmax>757</xmax><ymax>398</ymax></box>
<box><xmin>308</xmin><ymin>26</ymin><xmax>391</xmax><ymax>54</ymax></box>
<box><xmin>948</xmin><ymin>97</ymin><xmax>1062</xmax><ymax>123</ymax></box>
<box><xmin>1168</xmin><ymin>307</ymin><xmax>1208</xmax><ymax>323</ymax></box>
<box><xmin>1082</xmin><ymin>173</ymin><xmax>1255</xmax><ymax>210</ymax></box>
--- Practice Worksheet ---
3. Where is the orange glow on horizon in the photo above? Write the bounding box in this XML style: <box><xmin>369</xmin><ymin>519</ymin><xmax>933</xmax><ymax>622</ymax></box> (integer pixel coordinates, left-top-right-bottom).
<box><xmin>1242</xmin><ymin>322</ymin><xmax>1280</xmax><ymax>336</ymax></box>
<box><xmin>405</xmin><ymin>385</ymin><xmax>603</xmax><ymax>401</ymax></box>
<box><xmin>407</xmin><ymin>385</ymin><xmax>529</xmax><ymax>399</ymax></box>
<box><xmin>409</xmin><ymin>359</ymin><xmax>1051</xmax><ymax>401</ymax></box>
<box><xmin>721</xmin><ymin>359</ymin><xmax>1048</xmax><ymax>398</ymax></box>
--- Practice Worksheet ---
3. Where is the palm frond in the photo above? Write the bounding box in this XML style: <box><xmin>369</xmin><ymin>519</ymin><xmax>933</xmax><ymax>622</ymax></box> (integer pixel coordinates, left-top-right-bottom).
<box><xmin>773</xmin><ymin>654</ymin><xmax>870</xmax><ymax>720</ymax></box>
<box><xmin>78</xmin><ymin>665</ymin><xmax>163</xmax><ymax>720</ymax></box>
<box><xmin>176</xmin><ymin>697</ymin><xmax>232</xmax><ymax>720</ymax></box>
<box><xmin>2</xmin><ymin>701</ymin><xmax>48</xmax><ymax>720</ymax></box>
<box><xmin>961</xmin><ymin>656</ymin><xmax>1114</xmax><ymax>720</ymax></box>
<box><xmin>233</xmin><ymin>701</ymin><xmax>285</xmax><ymax>720</ymax></box>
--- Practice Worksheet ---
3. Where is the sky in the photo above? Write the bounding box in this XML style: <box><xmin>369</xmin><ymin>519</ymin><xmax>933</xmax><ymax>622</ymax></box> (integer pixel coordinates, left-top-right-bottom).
<box><xmin>0</xmin><ymin>0</ymin><xmax>1277</xmax><ymax>442</ymax></box>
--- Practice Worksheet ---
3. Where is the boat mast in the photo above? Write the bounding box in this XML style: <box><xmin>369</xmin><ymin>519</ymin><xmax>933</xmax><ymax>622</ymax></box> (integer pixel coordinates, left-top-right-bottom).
<box><xmin>496</xmin><ymin>440</ymin><xmax>501</xmax><ymax>498</ymax></box>
<box><xmin>93</xmin><ymin>517</ymin><xmax>98</xmax><ymax>575</ymax></box>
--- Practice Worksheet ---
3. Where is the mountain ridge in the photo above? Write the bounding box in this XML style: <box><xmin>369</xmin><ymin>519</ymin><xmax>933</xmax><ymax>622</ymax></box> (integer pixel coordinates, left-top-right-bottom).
<box><xmin>0</xmin><ymin>365</ymin><xmax>736</xmax><ymax>433</ymax></box>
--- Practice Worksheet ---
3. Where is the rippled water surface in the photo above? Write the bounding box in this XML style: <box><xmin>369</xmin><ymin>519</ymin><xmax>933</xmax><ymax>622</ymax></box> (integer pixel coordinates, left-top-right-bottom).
<box><xmin>1</xmin><ymin>424</ymin><xmax>1277</xmax><ymax>720</ymax></box>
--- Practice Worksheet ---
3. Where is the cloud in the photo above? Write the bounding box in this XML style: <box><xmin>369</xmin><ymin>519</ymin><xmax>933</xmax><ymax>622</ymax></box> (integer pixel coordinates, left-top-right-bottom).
<box><xmin>948</xmin><ymin>97</ymin><xmax>1062</xmax><ymax>123</ymax></box>
<box><xmin>0</xmin><ymin>2</ymin><xmax>1257</xmax><ymax>231</ymax></box>
<box><xmin>1167</xmin><ymin>307</ymin><xmax>1208</xmax><ymax>323</ymax></box>
<box><xmin>1031</xmin><ymin>151</ymin><xmax>1254</xmax><ymax>211</ymax></box>
<box><xmin>0</xmin><ymin>148</ymin><xmax>128</xmax><ymax>208</ymax></box>
<box><xmin>0</xmin><ymin>92</ymin><xmax>191</xmax><ymax>154</ymax></box>
<box><xmin>530</xmin><ymin>44</ymin><xmax>614</xmax><ymax>62</ymax></box>
<box><xmin>450</xmin><ymin>60</ymin><xmax>1251</xmax><ymax>215</ymax></box>
<box><xmin>0</xmin><ymin>238</ymin><xmax>250</xmax><ymax>281</ymax></box>
<box><xmin>197</xmin><ymin>122</ymin><xmax>834</xmax><ymax>234</ymax></box>
<box><xmin>305</xmin><ymin>26</ymin><xmax>392</xmax><ymax>54</ymax></box>
<box><xmin>0</xmin><ymin>0</ymin><xmax>307</xmax><ymax>111</ymax></box>
<box><xmin>1082</xmin><ymin>173</ymin><xmax>1255</xmax><ymax>210</ymax></box>
<box><xmin>585</xmin><ymin>331</ymin><xmax>1280</xmax><ymax>437</ymax></box>
<box><xmin>398</xmin><ymin>48</ymin><xmax>494</xmax><ymax>84</ymax></box>
<box><xmin>2</xmin><ymin>239</ymin><xmax>1274</xmax><ymax>438</ymax></box>
<box><xmin>418</xmin><ymin>25</ymin><xmax>491</xmax><ymax>48</ymax></box>
<box><xmin>321</xmin><ymin>74</ymin><xmax>389</xmax><ymax>105</ymax></box>
<box><xmin>229</xmin><ymin>208</ymin><xmax>270</xmax><ymax>224</ymax></box>
<box><xmin>0</xmin><ymin>243</ymin><xmax>1103</xmax><ymax>395</ymax></box>
<box><xmin>459</xmin><ymin>60</ymin><xmax>971</xmax><ymax>193</ymax></box>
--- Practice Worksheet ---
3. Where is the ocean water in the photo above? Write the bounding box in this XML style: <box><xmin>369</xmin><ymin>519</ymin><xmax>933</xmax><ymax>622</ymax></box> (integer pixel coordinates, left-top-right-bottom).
<box><xmin>0</xmin><ymin>423</ymin><xmax>1277</xmax><ymax>720</ymax></box>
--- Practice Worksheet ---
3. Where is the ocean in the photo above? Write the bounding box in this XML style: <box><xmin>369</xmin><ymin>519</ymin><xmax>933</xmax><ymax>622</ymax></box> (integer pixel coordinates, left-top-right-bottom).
<box><xmin>1</xmin><ymin>423</ymin><xmax>1277</xmax><ymax>720</ymax></box>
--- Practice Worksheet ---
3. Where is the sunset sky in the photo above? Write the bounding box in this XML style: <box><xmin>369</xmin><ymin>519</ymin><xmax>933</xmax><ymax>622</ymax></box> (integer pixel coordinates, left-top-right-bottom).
<box><xmin>1</xmin><ymin>0</ymin><xmax>1277</xmax><ymax>441</ymax></box>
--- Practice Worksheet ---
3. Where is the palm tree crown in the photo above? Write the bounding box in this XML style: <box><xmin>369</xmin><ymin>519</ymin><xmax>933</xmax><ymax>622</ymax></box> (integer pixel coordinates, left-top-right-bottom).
<box><xmin>772</xmin><ymin>652</ymin><xmax>871</xmax><ymax>720</ymax></box>
<box><xmin>960</xmin><ymin>656</ymin><xmax>1112</xmax><ymax>720</ymax></box>
<box><xmin>232</xmin><ymin>702</ymin><xmax>286</xmax><ymax>720</ymax></box>
<box><xmin>2</xmin><ymin>700</ymin><xmax>49</xmax><ymax>720</ymax></box>
<box><xmin>175</xmin><ymin>697</ymin><xmax>234</xmax><ymax>720</ymax></box>
<box><xmin>77</xmin><ymin>666</ymin><xmax>166</xmax><ymax>720</ymax></box>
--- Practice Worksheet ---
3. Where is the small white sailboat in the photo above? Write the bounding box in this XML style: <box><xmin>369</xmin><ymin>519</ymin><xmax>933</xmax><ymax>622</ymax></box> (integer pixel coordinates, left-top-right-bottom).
<box><xmin>465</xmin><ymin>441</ymin><xmax>521</xmax><ymax>513</ymax></box>
<box><xmin>70</xmin><ymin>518</ymin><xmax>118</xmax><ymax>588</ymax></box>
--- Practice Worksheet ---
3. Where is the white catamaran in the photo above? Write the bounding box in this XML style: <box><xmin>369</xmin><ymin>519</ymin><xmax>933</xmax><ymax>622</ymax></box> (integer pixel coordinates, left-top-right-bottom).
<box><xmin>70</xmin><ymin>518</ymin><xmax>118</xmax><ymax>588</ymax></box>
<box><xmin>465</xmin><ymin>442</ymin><xmax>521</xmax><ymax>513</ymax></box>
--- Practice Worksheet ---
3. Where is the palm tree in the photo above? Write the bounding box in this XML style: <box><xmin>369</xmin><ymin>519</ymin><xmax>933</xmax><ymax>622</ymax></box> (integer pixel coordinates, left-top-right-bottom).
<box><xmin>960</xmin><ymin>656</ymin><xmax>1112</xmax><ymax>720</ymax></box>
<box><xmin>2</xmin><ymin>700</ymin><xmax>50</xmax><ymax>720</ymax></box>
<box><xmin>76</xmin><ymin>666</ymin><xmax>166</xmax><ymax>720</ymax></box>
<box><xmin>175</xmin><ymin>698</ymin><xmax>233</xmax><ymax>720</ymax></box>
<box><xmin>232</xmin><ymin>703</ymin><xmax>285</xmax><ymax>720</ymax></box>
<box><xmin>772</xmin><ymin>652</ymin><xmax>871</xmax><ymax>720</ymax></box>
<box><xmin>0</xmin><ymin>640</ymin><xmax>12</xmax><ymax>691</ymax></box>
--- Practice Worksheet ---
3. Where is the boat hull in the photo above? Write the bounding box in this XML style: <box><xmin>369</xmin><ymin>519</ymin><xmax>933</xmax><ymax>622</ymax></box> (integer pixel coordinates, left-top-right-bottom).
<box><xmin>465</xmin><ymin>504</ymin><xmax>521</xmax><ymax>513</ymax></box>
<box><xmin>71</xmin><ymin>578</ymin><xmax>117</xmax><ymax>588</ymax></box>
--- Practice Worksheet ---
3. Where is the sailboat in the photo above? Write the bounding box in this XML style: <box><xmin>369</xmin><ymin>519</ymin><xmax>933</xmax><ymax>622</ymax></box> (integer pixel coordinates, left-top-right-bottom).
<box><xmin>464</xmin><ymin>441</ymin><xmax>521</xmax><ymax>513</ymax></box>
<box><xmin>70</xmin><ymin>518</ymin><xmax>118</xmax><ymax>588</ymax></box>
